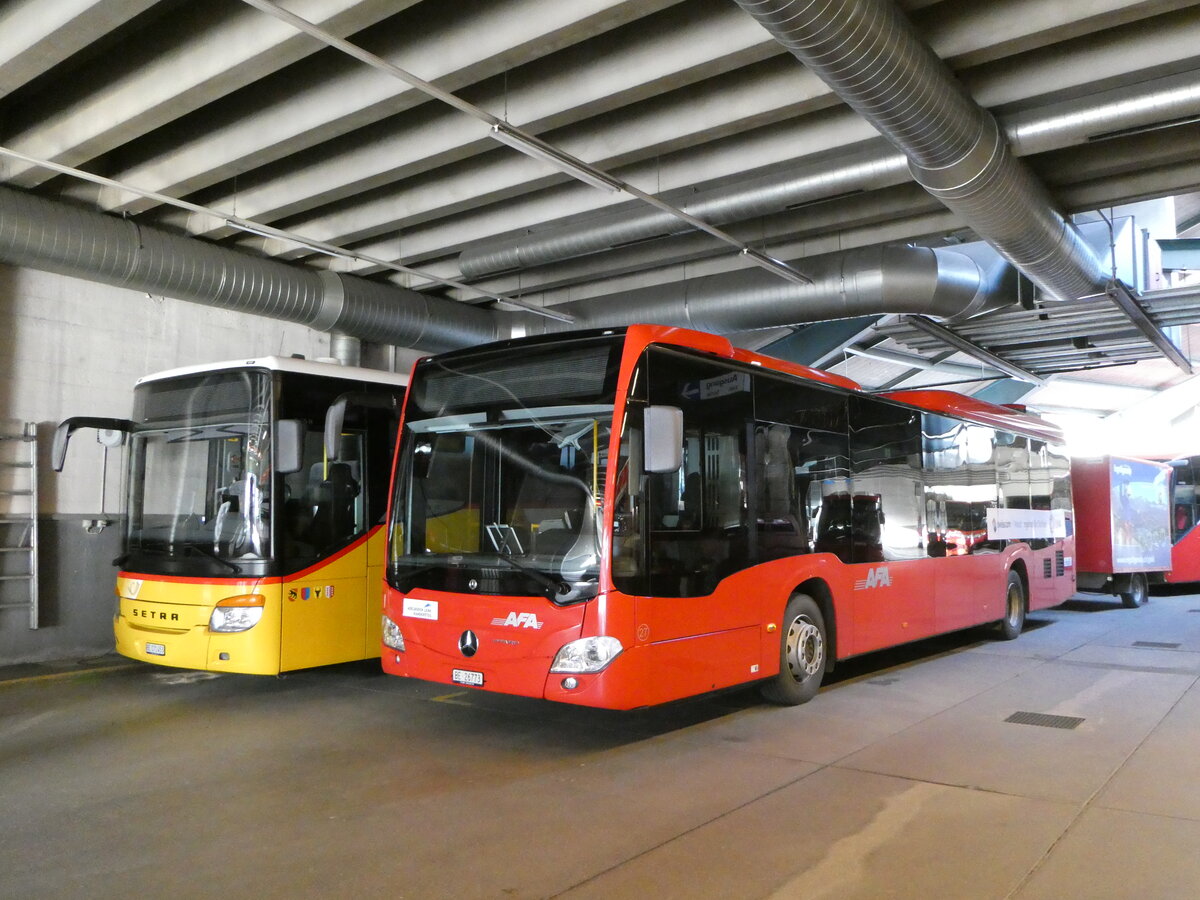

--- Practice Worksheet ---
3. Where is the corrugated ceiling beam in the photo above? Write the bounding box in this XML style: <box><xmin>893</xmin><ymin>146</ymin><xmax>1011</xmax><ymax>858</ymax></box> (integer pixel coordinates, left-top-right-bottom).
<box><xmin>0</xmin><ymin>0</ymin><xmax>158</xmax><ymax>100</ymax></box>
<box><xmin>901</xmin><ymin>315</ymin><xmax>1045</xmax><ymax>385</ymax></box>
<box><xmin>1</xmin><ymin>0</ymin><xmax>402</xmax><ymax>188</ymax></box>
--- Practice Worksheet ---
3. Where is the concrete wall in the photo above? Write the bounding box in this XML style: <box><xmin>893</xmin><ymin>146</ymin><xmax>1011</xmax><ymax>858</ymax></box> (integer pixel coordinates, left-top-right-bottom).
<box><xmin>0</xmin><ymin>263</ymin><xmax>339</xmax><ymax>664</ymax></box>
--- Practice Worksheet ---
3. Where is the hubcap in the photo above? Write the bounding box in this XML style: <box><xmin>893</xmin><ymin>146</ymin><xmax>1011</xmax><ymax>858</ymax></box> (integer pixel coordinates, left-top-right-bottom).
<box><xmin>1007</xmin><ymin>584</ymin><xmax>1021</xmax><ymax>625</ymax></box>
<box><xmin>784</xmin><ymin>614</ymin><xmax>823</xmax><ymax>681</ymax></box>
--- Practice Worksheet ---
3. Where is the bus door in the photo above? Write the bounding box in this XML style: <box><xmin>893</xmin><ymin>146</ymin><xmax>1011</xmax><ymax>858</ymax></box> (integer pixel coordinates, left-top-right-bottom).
<box><xmin>278</xmin><ymin>428</ymin><xmax>371</xmax><ymax>669</ymax></box>
<box><xmin>628</xmin><ymin>350</ymin><xmax>761</xmax><ymax>688</ymax></box>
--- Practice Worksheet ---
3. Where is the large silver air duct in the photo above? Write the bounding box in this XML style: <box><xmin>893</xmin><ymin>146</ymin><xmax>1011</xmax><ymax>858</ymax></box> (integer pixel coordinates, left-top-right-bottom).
<box><xmin>729</xmin><ymin>0</ymin><xmax>1107</xmax><ymax>302</ymax></box>
<box><xmin>519</xmin><ymin>243</ymin><xmax>1009</xmax><ymax>337</ymax></box>
<box><xmin>0</xmin><ymin>185</ymin><xmax>501</xmax><ymax>353</ymax></box>
<box><xmin>0</xmin><ymin>181</ymin><xmax>1012</xmax><ymax>353</ymax></box>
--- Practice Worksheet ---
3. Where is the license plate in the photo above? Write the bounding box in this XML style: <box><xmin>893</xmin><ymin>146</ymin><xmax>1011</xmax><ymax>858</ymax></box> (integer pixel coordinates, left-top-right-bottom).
<box><xmin>145</xmin><ymin>642</ymin><xmax>166</xmax><ymax>657</ymax></box>
<box><xmin>452</xmin><ymin>668</ymin><xmax>484</xmax><ymax>687</ymax></box>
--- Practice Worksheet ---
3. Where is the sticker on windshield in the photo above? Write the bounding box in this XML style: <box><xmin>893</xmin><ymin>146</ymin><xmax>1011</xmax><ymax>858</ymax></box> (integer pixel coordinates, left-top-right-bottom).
<box><xmin>403</xmin><ymin>598</ymin><xmax>438</xmax><ymax>621</ymax></box>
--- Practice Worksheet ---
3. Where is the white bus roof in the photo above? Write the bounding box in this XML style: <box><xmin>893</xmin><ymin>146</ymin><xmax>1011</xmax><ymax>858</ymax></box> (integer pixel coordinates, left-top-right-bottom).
<box><xmin>136</xmin><ymin>356</ymin><xmax>409</xmax><ymax>388</ymax></box>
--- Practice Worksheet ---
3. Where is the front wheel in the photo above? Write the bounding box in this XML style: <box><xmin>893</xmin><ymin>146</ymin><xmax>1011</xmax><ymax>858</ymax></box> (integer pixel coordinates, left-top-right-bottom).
<box><xmin>760</xmin><ymin>593</ymin><xmax>826</xmax><ymax>706</ymax></box>
<box><xmin>1120</xmin><ymin>572</ymin><xmax>1149</xmax><ymax>609</ymax></box>
<box><xmin>996</xmin><ymin>569</ymin><xmax>1026</xmax><ymax>640</ymax></box>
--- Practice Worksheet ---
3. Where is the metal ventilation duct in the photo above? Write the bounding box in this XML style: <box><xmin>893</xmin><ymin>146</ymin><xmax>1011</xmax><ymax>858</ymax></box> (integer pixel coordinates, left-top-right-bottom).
<box><xmin>458</xmin><ymin>70</ymin><xmax>1200</xmax><ymax>281</ymax></box>
<box><xmin>520</xmin><ymin>243</ymin><xmax>1009</xmax><ymax>337</ymax></box>
<box><xmin>730</xmin><ymin>0</ymin><xmax>1107</xmax><ymax>302</ymax></box>
<box><xmin>0</xmin><ymin>184</ymin><xmax>500</xmax><ymax>353</ymax></box>
<box><xmin>0</xmin><ymin>181</ymin><xmax>1008</xmax><ymax>353</ymax></box>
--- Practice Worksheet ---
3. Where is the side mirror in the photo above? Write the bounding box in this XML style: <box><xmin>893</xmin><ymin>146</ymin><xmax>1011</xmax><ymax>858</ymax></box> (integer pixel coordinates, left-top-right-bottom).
<box><xmin>644</xmin><ymin>405</ymin><xmax>683</xmax><ymax>474</ymax></box>
<box><xmin>276</xmin><ymin>419</ymin><xmax>305</xmax><ymax>475</ymax></box>
<box><xmin>52</xmin><ymin>416</ymin><xmax>134</xmax><ymax>472</ymax></box>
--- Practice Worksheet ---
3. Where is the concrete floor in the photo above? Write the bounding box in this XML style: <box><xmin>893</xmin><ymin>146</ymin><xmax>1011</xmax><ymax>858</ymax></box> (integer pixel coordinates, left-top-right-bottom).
<box><xmin>3</xmin><ymin>591</ymin><xmax>1200</xmax><ymax>899</ymax></box>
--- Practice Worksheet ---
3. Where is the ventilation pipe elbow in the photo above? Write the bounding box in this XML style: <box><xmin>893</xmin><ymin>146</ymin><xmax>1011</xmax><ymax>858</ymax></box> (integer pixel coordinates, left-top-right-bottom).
<box><xmin>729</xmin><ymin>0</ymin><xmax>1108</xmax><ymax>302</ymax></box>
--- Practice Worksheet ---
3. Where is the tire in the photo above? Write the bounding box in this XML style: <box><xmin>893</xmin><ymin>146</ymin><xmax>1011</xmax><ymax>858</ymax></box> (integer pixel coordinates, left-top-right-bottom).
<box><xmin>760</xmin><ymin>593</ymin><xmax>826</xmax><ymax>706</ymax></box>
<box><xmin>996</xmin><ymin>569</ymin><xmax>1026</xmax><ymax>640</ymax></box>
<box><xmin>1120</xmin><ymin>572</ymin><xmax>1149</xmax><ymax>609</ymax></box>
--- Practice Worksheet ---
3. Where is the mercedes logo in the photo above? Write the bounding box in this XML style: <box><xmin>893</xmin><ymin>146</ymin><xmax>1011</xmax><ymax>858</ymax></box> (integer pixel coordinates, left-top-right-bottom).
<box><xmin>458</xmin><ymin>630</ymin><xmax>479</xmax><ymax>657</ymax></box>
<box><xmin>468</xmin><ymin>578</ymin><xmax>479</xmax><ymax>591</ymax></box>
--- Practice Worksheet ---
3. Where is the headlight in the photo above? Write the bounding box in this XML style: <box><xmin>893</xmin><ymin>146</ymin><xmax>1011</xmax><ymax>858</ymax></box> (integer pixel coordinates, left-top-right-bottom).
<box><xmin>549</xmin><ymin>636</ymin><xmax>623</xmax><ymax>673</ymax></box>
<box><xmin>209</xmin><ymin>594</ymin><xmax>265</xmax><ymax>633</ymax></box>
<box><xmin>382</xmin><ymin>615</ymin><xmax>406</xmax><ymax>651</ymax></box>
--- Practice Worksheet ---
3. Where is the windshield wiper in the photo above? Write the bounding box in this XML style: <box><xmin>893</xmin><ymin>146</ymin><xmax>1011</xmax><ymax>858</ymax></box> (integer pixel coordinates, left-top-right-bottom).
<box><xmin>389</xmin><ymin>561</ymin><xmax>443</xmax><ymax>591</ymax></box>
<box><xmin>181</xmin><ymin>542</ymin><xmax>242</xmax><ymax>574</ymax></box>
<box><xmin>492</xmin><ymin>553</ymin><xmax>570</xmax><ymax>601</ymax></box>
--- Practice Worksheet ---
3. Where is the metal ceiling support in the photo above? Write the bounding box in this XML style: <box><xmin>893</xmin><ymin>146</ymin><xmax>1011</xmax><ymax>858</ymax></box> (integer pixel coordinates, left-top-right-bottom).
<box><xmin>1106</xmin><ymin>281</ymin><xmax>1193</xmax><ymax>374</ymax></box>
<box><xmin>727</xmin><ymin>0</ymin><xmax>1109</xmax><ymax>303</ymax></box>
<box><xmin>239</xmin><ymin>0</ymin><xmax>815</xmax><ymax>288</ymax></box>
<box><xmin>845</xmin><ymin>345</ymin><xmax>1004</xmax><ymax>381</ymax></box>
<box><xmin>901</xmin><ymin>315</ymin><xmax>1044</xmax><ymax>386</ymax></box>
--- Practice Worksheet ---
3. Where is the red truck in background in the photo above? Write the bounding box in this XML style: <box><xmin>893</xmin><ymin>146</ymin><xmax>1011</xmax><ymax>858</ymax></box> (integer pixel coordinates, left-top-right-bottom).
<box><xmin>1072</xmin><ymin>455</ymin><xmax>1173</xmax><ymax>607</ymax></box>
<box><xmin>1162</xmin><ymin>456</ymin><xmax>1200</xmax><ymax>584</ymax></box>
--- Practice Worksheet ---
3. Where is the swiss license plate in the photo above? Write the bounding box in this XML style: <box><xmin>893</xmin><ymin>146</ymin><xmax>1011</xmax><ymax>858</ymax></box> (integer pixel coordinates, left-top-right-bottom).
<box><xmin>145</xmin><ymin>642</ymin><xmax>166</xmax><ymax>657</ymax></box>
<box><xmin>452</xmin><ymin>668</ymin><xmax>484</xmax><ymax>687</ymax></box>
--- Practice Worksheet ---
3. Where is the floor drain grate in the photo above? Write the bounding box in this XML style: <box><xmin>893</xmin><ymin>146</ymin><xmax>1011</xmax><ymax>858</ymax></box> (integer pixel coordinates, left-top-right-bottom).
<box><xmin>1133</xmin><ymin>641</ymin><xmax>1181</xmax><ymax>649</ymax></box>
<box><xmin>1005</xmin><ymin>711</ymin><xmax>1085</xmax><ymax>729</ymax></box>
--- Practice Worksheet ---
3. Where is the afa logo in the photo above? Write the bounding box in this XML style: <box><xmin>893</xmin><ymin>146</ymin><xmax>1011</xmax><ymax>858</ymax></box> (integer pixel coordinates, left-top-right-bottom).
<box><xmin>853</xmin><ymin>566</ymin><xmax>892</xmax><ymax>590</ymax></box>
<box><xmin>491</xmin><ymin>611</ymin><xmax>544</xmax><ymax>629</ymax></box>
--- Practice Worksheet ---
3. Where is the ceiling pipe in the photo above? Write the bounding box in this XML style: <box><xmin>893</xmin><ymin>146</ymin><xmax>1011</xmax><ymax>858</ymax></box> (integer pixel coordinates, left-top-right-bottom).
<box><xmin>728</xmin><ymin>0</ymin><xmax>1107</xmax><ymax>303</ymax></box>
<box><xmin>0</xmin><ymin>184</ymin><xmax>501</xmax><ymax>353</ymax></box>
<box><xmin>0</xmin><ymin>177</ymin><xmax>1020</xmax><ymax>357</ymax></box>
<box><xmin>458</xmin><ymin>70</ymin><xmax>1200</xmax><ymax>280</ymax></box>
<box><xmin>519</xmin><ymin>243</ymin><xmax>1009</xmax><ymax>338</ymax></box>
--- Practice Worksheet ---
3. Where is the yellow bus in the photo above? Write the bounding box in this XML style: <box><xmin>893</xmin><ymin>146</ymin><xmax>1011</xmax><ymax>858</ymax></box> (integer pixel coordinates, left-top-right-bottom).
<box><xmin>54</xmin><ymin>356</ymin><xmax>407</xmax><ymax>674</ymax></box>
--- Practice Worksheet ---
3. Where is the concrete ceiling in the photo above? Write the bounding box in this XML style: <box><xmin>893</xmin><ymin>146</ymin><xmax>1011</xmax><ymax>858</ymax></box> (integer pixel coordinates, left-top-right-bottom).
<box><xmin>2</xmin><ymin>0</ymin><xmax>1200</xmax><ymax>430</ymax></box>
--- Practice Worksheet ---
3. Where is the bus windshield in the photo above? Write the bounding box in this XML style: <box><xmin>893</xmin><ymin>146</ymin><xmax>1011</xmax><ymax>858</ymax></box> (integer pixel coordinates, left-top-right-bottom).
<box><xmin>390</xmin><ymin>335</ymin><xmax>622</xmax><ymax>603</ymax></box>
<box><xmin>125</xmin><ymin>370</ymin><xmax>273</xmax><ymax>574</ymax></box>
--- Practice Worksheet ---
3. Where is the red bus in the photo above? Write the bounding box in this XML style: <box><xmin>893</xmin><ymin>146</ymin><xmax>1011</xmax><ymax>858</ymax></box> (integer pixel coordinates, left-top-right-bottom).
<box><xmin>381</xmin><ymin>325</ymin><xmax>1075</xmax><ymax>708</ymax></box>
<box><xmin>1164</xmin><ymin>456</ymin><xmax>1200</xmax><ymax>584</ymax></box>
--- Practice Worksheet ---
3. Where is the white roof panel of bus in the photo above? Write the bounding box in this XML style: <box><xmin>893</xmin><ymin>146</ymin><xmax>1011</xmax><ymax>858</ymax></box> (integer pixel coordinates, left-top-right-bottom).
<box><xmin>135</xmin><ymin>356</ymin><xmax>409</xmax><ymax>387</ymax></box>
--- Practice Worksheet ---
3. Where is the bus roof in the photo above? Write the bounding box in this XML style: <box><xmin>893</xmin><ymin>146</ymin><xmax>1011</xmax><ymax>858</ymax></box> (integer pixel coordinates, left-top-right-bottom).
<box><xmin>625</xmin><ymin>325</ymin><xmax>1065</xmax><ymax>443</ymax></box>
<box><xmin>135</xmin><ymin>356</ymin><xmax>409</xmax><ymax>388</ymax></box>
<box><xmin>883</xmin><ymin>390</ymin><xmax>1065</xmax><ymax>444</ymax></box>
<box><xmin>625</xmin><ymin>324</ymin><xmax>862</xmax><ymax>392</ymax></box>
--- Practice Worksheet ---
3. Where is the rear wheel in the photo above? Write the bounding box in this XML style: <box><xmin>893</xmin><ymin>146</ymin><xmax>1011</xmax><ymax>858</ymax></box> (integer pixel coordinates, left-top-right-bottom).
<box><xmin>996</xmin><ymin>570</ymin><xmax>1026</xmax><ymax>640</ymax></box>
<box><xmin>760</xmin><ymin>593</ymin><xmax>826</xmax><ymax>706</ymax></box>
<box><xmin>1120</xmin><ymin>572</ymin><xmax>1149</xmax><ymax>609</ymax></box>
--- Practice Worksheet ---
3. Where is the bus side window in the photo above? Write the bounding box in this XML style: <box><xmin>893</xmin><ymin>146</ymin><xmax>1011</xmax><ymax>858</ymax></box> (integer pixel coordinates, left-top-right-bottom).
<box><xmin>848</xmin><ymin>396</ymin><xmax>924</xmax><ymax>562</ymax></box>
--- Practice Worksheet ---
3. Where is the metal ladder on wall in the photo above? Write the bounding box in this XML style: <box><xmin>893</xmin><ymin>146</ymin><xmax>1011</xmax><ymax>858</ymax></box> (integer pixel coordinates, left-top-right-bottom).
<box><xmin>0</xmin><ymin>423</ymin><xmax>39</xmax><ymax>629</ymax></box>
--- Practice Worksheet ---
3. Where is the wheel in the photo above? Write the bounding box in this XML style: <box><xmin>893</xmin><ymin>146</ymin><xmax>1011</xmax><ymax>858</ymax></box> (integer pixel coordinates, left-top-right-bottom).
<box><xmin>760</xmin><ymin>593</ymin><xmax>826</xmax><ymax>706</ymax></box>
<box><xmin>996</xmin><ymin>569</ymin><xmax>1026</xmax><ymax>640</ymax></box>
<box><xmin>1120</xmin><ymin>572</ymin><xmax>1149</xmax><ymax>609</ymax></box>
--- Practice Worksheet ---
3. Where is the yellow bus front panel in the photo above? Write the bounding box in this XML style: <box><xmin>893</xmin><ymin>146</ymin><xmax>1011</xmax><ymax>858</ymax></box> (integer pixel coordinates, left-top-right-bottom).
<box><xmin>115</xmin><ymin>575</ymin><xmax>284</xmax><ymax>675</ymax></box>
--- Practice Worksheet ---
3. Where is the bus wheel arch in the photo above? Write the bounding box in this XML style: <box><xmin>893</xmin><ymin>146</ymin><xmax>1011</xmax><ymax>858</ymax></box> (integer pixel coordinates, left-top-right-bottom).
<box><xmin>797</xmin><ymin>578</ymin><xmax>836</xmax><ymax>668</ymax></box>
<box><xmin>760</xmin><ymin>585</ymin><xmax>830</xmax><ymax>706</ymax></box>
<box><xmin>996</xmin><ymin>565</ymin><xmax>1027</xmax><ymax>640</ymax></box>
